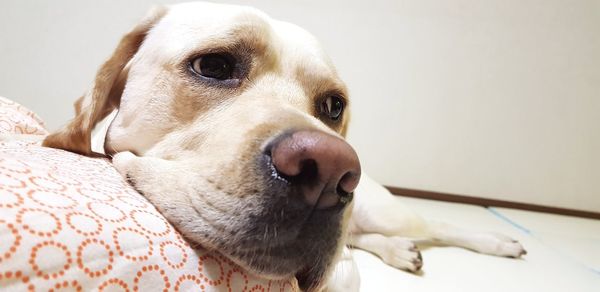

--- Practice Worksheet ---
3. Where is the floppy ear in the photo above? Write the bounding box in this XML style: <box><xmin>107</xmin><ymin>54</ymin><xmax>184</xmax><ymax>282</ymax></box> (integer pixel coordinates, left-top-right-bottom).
<box><xmin>42</xmin><ymin>6</ymin><xmax>167</xmax><ymax>156</ymax></box>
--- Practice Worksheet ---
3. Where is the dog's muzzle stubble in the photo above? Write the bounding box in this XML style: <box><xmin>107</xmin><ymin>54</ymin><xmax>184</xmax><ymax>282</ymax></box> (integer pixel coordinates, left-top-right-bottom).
<box><xmin>190</xmin><ymin>128</ymin><xmax>361</xmax><ymax>290</ymax></box>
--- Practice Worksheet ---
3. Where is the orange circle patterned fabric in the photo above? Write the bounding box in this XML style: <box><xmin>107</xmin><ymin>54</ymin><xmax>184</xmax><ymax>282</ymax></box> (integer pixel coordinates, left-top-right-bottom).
<box><xmin>0</xmin><ymin>97</ymin><xmax>48</xmax><ymax>135</ymax></box>
<box><xmin>0</xmin><ymin>97</ymin><xmax>298</xmax><ymax>291</ymax></box>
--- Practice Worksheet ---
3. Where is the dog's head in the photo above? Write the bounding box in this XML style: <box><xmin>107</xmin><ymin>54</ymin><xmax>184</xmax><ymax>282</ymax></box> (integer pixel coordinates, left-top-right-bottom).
<box><xmin>43</xmin><ymin>2</ymin><xmax>360</xmax><ymax>290</ymax></box>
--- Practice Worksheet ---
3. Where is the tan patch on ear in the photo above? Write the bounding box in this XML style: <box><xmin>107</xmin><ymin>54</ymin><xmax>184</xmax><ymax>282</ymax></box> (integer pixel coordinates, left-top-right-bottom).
<box><xmin>73</xmin><ymin>95</ymin><xmax>84</xmax><ymax>115</ymax></box>
<box><xmin>43</xmin><ymin>6</ymin><xmax>168</xmax><ymax>156</ymax></box>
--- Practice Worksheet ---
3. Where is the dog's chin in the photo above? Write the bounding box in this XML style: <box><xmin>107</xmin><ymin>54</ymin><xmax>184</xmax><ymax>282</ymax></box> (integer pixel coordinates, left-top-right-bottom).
<box><xmin>225</xmin><ymin>249</ymin><xmax>304</xmax><ymax>278</ymax></box>
<box><xmin>180</xmin><ymin>214</ymin><xmax>341</xmax><ymax>291</ymax></box>
<box><xmin>181</xmin><ymin>197</ymin><xmax>345</xmax><ymax>291</ymax></box>
<box><xmin>176</xmin><ymin>231</ymin><xmax>331</xmax><ymax>291</ymax></box>
<box><xmin>221</xmin><ymin>246</ymin><xmax>330</xmax><ymax>292</ymax></box>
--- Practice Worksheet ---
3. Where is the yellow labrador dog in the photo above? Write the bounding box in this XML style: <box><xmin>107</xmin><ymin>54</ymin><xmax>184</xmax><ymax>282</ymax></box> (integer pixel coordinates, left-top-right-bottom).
<box><xmin>39</xmin><ymin>2</ymin><xmax>525</xmax><ymax>291</ymax></box>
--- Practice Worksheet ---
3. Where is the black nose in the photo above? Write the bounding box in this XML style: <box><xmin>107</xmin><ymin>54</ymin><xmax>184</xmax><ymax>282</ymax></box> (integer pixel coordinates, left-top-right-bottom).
<box><xmin>268</xmin><ymin>130</ymin><xmax>361</xmax><ymax>209</ymax></box>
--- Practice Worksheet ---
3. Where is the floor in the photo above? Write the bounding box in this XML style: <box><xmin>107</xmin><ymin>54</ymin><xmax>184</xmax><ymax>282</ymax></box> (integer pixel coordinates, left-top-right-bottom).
<box><xmin>354</xmin><ymin>196</ymin><xmax>600</xmax><ymax>291</ymax></box>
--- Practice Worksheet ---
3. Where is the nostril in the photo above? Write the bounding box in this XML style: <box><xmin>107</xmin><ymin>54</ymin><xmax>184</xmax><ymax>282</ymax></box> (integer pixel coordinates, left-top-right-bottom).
<box><xmin>336</xmin><ymin>171</ymin><xmax>359</xmax><ymax>205</ymax></box>
<box><xmin>338</xmin><ymin>171</ymin><xmax>360</xmax><ymax>194</ymax></box>
<box><xmin>336</xmin><ymin>187</ymin><xmax>354</xmax><ymax>205</ymax></box>
<box><xmin>295</xmin><ymin>159</ymin><xmax>318</xmax><ymax>185</ymax></box>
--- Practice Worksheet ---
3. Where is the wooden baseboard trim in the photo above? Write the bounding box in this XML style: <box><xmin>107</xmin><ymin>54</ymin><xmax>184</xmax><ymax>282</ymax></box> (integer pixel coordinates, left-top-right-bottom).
<box><xmin>385</xmin><ymin>186</ymin><xmax>600</xmax><ymax>220</ymax></box>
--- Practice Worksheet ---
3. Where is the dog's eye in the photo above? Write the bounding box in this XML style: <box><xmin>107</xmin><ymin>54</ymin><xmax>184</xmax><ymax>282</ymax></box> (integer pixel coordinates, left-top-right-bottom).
<box><xmin>190</xmin><ymin>54</ymin><xmax>234</xmax><ymax>80</ymax></box>
<box><xmin>320</xmin><ymin>95</ymin><xmax>344</xmax><ymax>120</ymax></box>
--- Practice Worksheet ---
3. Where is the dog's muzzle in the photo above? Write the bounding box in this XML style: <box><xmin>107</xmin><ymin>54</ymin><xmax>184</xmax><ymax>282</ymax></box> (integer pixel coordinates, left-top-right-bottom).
<box><xmin>224</xmin><ymin>129</ymin><xmax>361</xmax><ymax>291</ymax></box>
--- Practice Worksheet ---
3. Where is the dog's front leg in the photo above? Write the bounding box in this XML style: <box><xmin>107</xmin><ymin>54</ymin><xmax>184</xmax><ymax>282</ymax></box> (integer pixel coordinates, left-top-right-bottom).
<box><xmin>350</xmin><ymin>173</ymin><xmax>526</xmax><ymax>265</ymax></box>
<box><xmin>348</xmin><ymin>233</ymin><xmax>422</xmax><ymax>272</ymax></box>
<box><xmin>424</xmin><ymin>221</ymin><xmax>527</xmax><ymax>258</ymax></box>
<box><xmin>348</xmin><ymin>173</ymin><xmax>428</xmax><ymax>271</ymax></box>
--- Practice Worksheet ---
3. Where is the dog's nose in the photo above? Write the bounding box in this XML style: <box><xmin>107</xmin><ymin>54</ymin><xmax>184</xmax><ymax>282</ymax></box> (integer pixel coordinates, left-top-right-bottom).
<box><xmin>269</xmin><ymin>130</ymin><xmax>361</xmax><ymax>209</ymax></box>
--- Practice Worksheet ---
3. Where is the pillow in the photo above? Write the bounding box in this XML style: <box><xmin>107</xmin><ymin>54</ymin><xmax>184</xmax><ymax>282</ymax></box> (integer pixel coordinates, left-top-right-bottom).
<box><xmin>0</xmin><ymin>141</ymin><xmax>298</xmax><ymax>290</ymax></box>
<box><xmin>0</xmin><ymin>96</ymin><xmax>48</xmax><ymax>135</ymax></box>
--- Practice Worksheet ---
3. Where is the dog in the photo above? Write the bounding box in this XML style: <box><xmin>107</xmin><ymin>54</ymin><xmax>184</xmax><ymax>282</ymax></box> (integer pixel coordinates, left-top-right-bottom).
<box><xmin>36</xmin><ymin>2</ymin><xmax>525</xmax><ymax>291</ymax></box>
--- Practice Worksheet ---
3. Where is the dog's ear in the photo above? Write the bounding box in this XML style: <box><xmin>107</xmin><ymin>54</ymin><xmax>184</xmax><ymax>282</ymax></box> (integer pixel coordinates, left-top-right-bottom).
<box><xmin>42</xmin><ymin>6</ymin><xmax>167</xmax><ymax>156</ymax></box>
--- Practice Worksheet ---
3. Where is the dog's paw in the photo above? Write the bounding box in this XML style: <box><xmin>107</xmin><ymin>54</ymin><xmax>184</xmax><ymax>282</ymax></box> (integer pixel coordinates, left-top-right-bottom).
<box><xmin>382</xmin><ymin>236</ymin><xmax>423</xmax><ymax>272</ymax></box>
<box><xmin>477</xmin><ymin>233</ymin><xmax>527</xmax><ymax>258</ymax></box>
<box><xmin>111</xmin><ymin>151</ymin><xmax>137</xmax><ymax>176</ymax></box>
<box><xmin>496</xmin><ymin>238</ymin><xmax>527</xmax><ymax>258</ymax></box>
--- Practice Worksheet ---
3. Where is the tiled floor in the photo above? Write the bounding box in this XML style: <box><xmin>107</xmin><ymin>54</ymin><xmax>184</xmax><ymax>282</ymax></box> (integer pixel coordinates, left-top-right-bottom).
<box><xmin>354</xmin><ymin>197</ymin><xmax>600</xmax><ymax>291</ymax></box>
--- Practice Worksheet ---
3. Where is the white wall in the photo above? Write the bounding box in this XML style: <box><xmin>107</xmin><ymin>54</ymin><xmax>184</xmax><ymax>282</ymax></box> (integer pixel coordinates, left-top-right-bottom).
<box><xmin>1</xmin><ymin>0</ymin><xmax>598</xmax><ymax>212</ymax></box>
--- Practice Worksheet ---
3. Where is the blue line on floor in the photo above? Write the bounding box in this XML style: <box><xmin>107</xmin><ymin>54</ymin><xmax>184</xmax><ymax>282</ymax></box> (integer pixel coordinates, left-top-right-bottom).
<box><xmin>487</xmin><ymin>207</ymin><xmax>532</xmax><ymax>234</ymax></box>
<box><xmin>487</xmin><ymin>208</ymin><xmax>600</xmax><ymax>279</ymax></box>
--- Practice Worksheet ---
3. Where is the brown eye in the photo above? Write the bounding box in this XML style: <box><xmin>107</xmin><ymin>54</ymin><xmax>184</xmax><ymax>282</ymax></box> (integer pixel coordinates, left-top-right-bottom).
<box><xmin>321</xmin><ymin>95</ymin><xmax>344</xmax><ymax>120</ymax></box>
<box><xmin>190</xmin><ymin>54</ymin><xmax>234</xmax><ymax>80</ymax></box>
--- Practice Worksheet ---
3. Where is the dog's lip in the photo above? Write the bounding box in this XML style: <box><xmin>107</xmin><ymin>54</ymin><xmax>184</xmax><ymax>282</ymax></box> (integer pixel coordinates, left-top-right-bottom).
<box><xmin>222</xmin><ymin>248</ymin><xmax>305</xmax><ymax>282</ymax></box>
<box><xmin>295</xmin><ymin>266</ymin><xmax>310</xmax><ymax>286</ymax></box>
<box><xmin>295</xmin><ymin>265</ymin><xmax>324</xmax><ymax>292</ymax></box>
